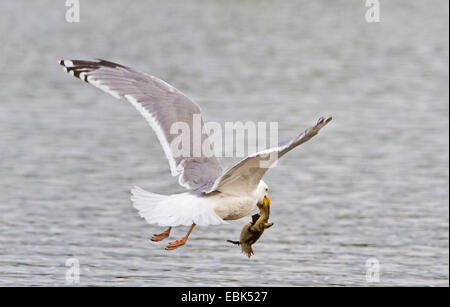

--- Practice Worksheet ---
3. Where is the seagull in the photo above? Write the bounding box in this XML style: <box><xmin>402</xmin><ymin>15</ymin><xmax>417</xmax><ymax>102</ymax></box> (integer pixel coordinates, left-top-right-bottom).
<box><xmin>59</xmin><ymin>59</ymin><xmax>332</xmax><ymax>250</ymax></box>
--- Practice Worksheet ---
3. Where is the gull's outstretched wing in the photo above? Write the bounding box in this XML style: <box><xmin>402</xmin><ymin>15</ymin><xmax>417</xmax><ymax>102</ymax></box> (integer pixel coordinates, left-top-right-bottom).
<box><xmin>60</xmin><ymin>59</ymin><xmax>222</xmax><ymax>190</ymax></box>
<box><xmin>206</xmin><ymin>116</ymin><xmax>332</xmax><ymax>194</ymax></box>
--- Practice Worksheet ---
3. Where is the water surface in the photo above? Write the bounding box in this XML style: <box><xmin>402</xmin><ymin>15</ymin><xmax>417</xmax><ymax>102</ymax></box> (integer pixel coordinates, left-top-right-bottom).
<box><xmin>0</xmin><ymin>0</ymin><xmax>448</xmax><ymax>286</ymax></box>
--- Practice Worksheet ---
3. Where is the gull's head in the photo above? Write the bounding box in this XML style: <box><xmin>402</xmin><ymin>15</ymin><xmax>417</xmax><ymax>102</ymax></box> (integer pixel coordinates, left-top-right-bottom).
<box><xmin>256</xmin><ymin>180</ymin><xmax>270</xmax><ymax>208</ymax></box>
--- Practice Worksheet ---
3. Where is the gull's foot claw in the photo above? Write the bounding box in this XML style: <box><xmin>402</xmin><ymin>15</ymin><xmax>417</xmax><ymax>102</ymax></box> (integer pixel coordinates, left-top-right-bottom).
<box><xmin>165</xmin><ymin>239</ymin><xmax>186</xmax><ymax>250</ymax></box>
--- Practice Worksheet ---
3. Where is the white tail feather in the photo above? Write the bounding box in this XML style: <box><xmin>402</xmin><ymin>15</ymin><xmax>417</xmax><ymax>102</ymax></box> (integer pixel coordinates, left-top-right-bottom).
<box><xmin>131</xmin><ymin>186</ymin><xmax>226</xmax><ymax>227</ymax></box>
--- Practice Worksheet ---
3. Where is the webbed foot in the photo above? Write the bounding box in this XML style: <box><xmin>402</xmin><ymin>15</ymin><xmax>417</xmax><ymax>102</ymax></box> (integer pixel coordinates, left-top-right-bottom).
<box><xmin>151</xmin><ymin>227</ymin><xmax>171</xmax><ymax>242</ymax></box>
<box><xmin>165</xmin><ymin>238</ymin><xmax>187</xmax><ymax>250</ymax></box>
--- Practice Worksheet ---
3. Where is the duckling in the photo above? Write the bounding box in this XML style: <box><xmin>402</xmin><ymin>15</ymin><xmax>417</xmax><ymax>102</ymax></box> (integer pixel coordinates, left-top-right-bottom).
<box><xmin>227</xmin><ymin>195</ymin><xmax>273</xmax><ymax>258</ymax></box>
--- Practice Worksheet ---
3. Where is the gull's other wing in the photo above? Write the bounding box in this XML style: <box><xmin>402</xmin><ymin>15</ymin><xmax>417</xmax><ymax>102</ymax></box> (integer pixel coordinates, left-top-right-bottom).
<box><xmin>206</xmin><ymin>116</ymin><xmax>332</xmax><ymax>194</ymax></box>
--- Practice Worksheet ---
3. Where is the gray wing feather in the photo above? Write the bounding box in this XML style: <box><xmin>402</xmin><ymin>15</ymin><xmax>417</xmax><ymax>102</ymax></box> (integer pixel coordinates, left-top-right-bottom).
<box><xmin>60</xmin><ymin>59</ymin><xmax>222</xmax><ymax>190</ymax></box>
<box><xmin>206</xmin><ymin>116</ymin><xmax>332</xmax><ymax>193</ymax></box>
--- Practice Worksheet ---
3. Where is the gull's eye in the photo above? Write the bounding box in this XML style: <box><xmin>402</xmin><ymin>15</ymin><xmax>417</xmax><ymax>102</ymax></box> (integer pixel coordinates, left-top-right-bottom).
<box><xmin>265</xmin><ymin>188</ymin><xmax>268</xmax><ymax>193</ymax></box>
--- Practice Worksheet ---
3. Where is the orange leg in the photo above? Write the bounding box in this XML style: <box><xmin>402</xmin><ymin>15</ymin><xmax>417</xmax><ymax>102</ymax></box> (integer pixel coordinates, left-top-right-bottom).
<box><xmin>151</xmin><ymin>227</ymin><xmax>172</xmax><ymax>242</ymax></box>
<box><xmin>165</xmin><ymin>223</ymin><xmax>196</xmax><ymax>250</ymax></box>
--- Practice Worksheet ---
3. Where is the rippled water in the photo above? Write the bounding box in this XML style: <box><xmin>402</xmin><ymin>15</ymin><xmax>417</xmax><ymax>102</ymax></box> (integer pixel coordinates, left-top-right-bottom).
<box><xmin>0</xmin><ymin>0</ymin><xmax>448</xmax><ymax>286</ymax></box>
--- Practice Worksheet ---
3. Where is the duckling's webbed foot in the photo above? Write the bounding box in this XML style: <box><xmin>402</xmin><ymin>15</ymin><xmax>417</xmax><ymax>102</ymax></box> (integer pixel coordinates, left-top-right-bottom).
<box><xmin>227</xmin><ymin>240</ymin><xmax>240</xmax><ymax>245</ymax></box>
<box><xmin>264</xmin><ymin>222</ymin><xmax>274</xmax><ymax>229</ymax></box>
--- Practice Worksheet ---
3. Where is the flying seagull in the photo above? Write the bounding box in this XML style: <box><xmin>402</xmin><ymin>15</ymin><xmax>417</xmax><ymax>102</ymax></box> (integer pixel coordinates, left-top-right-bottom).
<box><xmin>59</xmin><ymin>59</ymin><xmax>332</xmax><ymax>250</ymax></box>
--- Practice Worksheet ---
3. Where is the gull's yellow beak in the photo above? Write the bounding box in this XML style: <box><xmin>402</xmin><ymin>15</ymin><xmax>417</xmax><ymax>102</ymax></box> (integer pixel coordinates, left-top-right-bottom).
<box><xmin>263</xmin><ymin>195</ymin><xmax>271</xmax><ymax>207</ymax></box>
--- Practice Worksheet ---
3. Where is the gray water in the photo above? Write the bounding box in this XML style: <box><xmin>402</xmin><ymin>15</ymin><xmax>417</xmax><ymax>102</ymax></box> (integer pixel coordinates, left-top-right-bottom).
<box><xmin>0</xmin><ymin>0</ymin><xmax>448</xmax><ymax>286</ymax></box>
